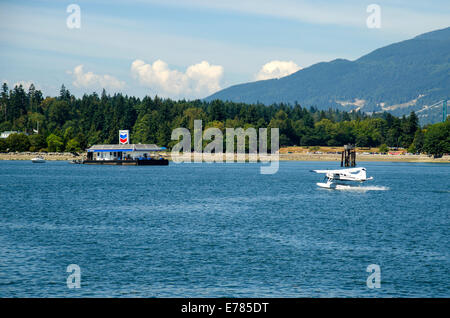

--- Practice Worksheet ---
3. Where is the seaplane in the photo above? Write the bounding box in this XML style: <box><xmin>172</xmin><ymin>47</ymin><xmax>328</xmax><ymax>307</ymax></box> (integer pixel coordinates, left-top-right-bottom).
<box><xmin>312</xmin><ymin>167</ymin><xmax>373</xmax><ymax>189</ymax></box>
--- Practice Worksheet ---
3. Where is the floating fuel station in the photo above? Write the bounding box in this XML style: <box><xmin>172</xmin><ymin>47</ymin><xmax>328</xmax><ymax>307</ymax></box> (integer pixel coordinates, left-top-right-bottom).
<box><xmin>82</xmin><ymin>130</ymin><xmax>169</xmax><ymax>166</ymax></box>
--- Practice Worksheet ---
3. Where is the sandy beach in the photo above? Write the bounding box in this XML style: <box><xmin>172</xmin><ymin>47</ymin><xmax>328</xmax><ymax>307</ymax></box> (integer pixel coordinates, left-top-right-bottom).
<box><xmin>0</xmin><ymin>152</ymin><xmax>84</xmax><ymax>161</ymax></box>
<box><xmin>278</xmin><ymin>146</ymin><xmax>450</xmax><ymax>163</ymax></box>
<box><xmin>278</xmin><ymin>153</ymin><xmax>450</xmax><ymax>163</ymax></box>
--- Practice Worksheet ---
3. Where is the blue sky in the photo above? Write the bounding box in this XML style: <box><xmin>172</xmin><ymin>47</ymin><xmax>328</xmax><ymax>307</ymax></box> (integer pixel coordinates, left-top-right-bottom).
<box><xmin>1</xmin><ymin>0</ymin><xmax>449</xmax><ymax>99</ymax></box>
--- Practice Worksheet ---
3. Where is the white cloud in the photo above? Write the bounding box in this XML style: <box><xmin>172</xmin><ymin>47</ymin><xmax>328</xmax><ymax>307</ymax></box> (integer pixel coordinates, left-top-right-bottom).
<box><xmin>13</xmin><ymin>80</ymin><xmax>38</xmax><ymax>90</ymax></box>
<box><xmin>186</xmin><ymin>61</ymin><xmax>224</xmax><ymax>94</ymax></box>
<box><xmin>0</xmin><ymin>80</ymin><xmax>42</xmax><ymax>92</ymax></box>
<box><xmin>69</xmin><ymin>65</ymin><xmax>125</xmax><ymax>90</ymax></box>
<box><xmin>131</xmin><ymin>59</ymin><xmax>223</xmax><ymax>98</ymax></box>
<box><xmin>255</xmin><ymin>60</ymin><xmax>301</xmax><ymax>80</ymax></box>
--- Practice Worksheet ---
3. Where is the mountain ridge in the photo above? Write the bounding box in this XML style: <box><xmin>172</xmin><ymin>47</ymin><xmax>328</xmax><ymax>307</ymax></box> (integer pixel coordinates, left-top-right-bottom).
<box><xmin>206</xmin><ymin>27</ymin><xmax>450</xmax><ymax>124</ymax></box>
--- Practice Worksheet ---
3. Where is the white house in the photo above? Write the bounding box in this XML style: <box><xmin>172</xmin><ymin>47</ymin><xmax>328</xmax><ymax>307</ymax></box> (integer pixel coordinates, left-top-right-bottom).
<box><xmin>0</xmin><ymin>131</ymin><xmax>21</xmax><ymax>139</ymax></box>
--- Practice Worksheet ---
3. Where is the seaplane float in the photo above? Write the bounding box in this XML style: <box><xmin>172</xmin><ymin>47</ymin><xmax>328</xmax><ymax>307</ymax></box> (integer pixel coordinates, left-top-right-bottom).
<box><xmin>312</xmin><ymin>167</ymin><xmax>373</xmax><ymax>189</ymax></box>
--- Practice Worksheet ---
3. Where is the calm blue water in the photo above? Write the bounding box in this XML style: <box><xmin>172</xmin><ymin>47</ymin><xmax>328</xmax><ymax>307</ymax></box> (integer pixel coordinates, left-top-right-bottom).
<box><xmin>0</xmin><ymin>160</ymin><xmax>449</xmax><ymax>297</ymax></box>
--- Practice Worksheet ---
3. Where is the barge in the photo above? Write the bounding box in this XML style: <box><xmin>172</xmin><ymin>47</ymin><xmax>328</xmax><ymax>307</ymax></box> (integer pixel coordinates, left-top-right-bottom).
<box><xmin>83</xmin><ymin>144</ymin><xmax>169</xmax><ymax>166</ymax></box>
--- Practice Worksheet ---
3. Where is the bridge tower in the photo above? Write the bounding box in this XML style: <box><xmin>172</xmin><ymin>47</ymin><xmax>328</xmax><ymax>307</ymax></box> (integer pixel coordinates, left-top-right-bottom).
<box><xmin>443</xmin><ymin>100</ymin><xmax>448</xmax><ymax>122</ymax></box>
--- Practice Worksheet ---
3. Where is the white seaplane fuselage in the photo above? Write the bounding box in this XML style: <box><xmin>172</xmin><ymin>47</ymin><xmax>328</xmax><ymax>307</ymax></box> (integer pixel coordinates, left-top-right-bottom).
<box><xmin>312</xmin><ymin>167</ymin><xmax>373</xmax><ymax>189</ymax></box>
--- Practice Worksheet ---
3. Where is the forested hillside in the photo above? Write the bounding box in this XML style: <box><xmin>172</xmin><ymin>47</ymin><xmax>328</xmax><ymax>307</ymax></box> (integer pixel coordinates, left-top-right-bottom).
<box><xmin>206</xmin><ymin>27</ymin><xmax>450</xmax><ymax>124</ymax></box>
<box><xmin>0</xmin><ymin>83</ymin><xmax>449</xmax><ymax>156</ymax></box>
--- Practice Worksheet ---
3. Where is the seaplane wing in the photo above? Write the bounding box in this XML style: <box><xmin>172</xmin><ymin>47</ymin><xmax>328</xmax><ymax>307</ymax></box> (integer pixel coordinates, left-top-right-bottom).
<box><xmin>312</xmin><ymin>167</ymin><xmax>373</xmax><ymax>182</ymax></box>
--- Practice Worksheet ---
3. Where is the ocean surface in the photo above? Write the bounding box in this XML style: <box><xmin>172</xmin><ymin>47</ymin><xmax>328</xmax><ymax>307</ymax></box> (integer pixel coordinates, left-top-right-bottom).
<box><xmin>0</xmin><ymin>160</ymin><xmax>449</xmax><ymax>297</ymax></box>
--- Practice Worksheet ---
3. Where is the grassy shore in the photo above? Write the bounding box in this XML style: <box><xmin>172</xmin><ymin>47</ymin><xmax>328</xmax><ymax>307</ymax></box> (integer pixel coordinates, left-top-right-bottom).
<box><xmin>1</xmin><ymin>150</ymin><xmax>449</xmax><ymax>163</ymax></box>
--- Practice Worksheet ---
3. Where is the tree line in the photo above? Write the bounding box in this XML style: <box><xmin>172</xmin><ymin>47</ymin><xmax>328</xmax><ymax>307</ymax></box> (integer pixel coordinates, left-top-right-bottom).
<box><xmin>0</xmin><ymin>83</ymin><xmax>449</xmax><ymax>156</ymax></box>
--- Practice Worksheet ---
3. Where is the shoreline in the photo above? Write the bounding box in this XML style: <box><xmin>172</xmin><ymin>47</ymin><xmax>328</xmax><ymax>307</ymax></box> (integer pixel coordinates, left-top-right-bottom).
<box><xmin>1</xmin><ymin>152</ymin><xmax>449</xmax><ymax>163</ymax></box>
<box><xmin>0</xmin><ymin>152</ymin><xmax>84</xmax><ymax>161</ymax></box>
<box><xmin>278</xmin><ymin>153</ymin><xmax>450</xmax><ymax>163</ymax></box>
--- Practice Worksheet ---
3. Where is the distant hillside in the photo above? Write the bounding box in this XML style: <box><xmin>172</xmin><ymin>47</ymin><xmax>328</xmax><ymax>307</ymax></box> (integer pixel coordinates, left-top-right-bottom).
<box><xmin>206</xmin><ymin>27</ymin><xmax>450</xmax><ymax>124</ymax></box>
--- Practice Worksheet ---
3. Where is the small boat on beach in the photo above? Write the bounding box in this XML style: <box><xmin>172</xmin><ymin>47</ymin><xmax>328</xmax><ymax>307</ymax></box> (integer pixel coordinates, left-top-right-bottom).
<box><xmin>31</xmin><ymin>156</ymin><xmax>45</xmax><ymax>163</ymax></box>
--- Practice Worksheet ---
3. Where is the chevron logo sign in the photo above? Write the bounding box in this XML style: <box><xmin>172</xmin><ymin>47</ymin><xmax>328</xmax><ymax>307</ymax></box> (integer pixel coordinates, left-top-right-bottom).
<box><xmin>119</xmin><ymin>130</ymin><xmax>129</xmax><ymax>144</ymax></box>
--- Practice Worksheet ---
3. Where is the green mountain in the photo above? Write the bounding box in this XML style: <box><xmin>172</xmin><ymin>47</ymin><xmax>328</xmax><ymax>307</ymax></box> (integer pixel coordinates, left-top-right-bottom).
<box><xmin>206</xmin><ymin>27</ymin><xmax>450</xmax><ymax>124</ymax></box>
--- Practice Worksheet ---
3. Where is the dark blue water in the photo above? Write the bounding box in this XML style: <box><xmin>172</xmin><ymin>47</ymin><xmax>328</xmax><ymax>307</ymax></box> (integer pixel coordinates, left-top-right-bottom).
<box><xmin>0</xmin><ymin>160</ymin><xmax>449</xmax><ymax>297</ymax></box>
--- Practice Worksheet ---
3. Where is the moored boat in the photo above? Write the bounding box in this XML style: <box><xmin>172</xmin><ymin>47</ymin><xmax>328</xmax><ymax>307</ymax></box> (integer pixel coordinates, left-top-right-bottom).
<box><xmin>31</xmin><ymin>156</ymin><xmax>45</xmax><ymax>163</ymax></box>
